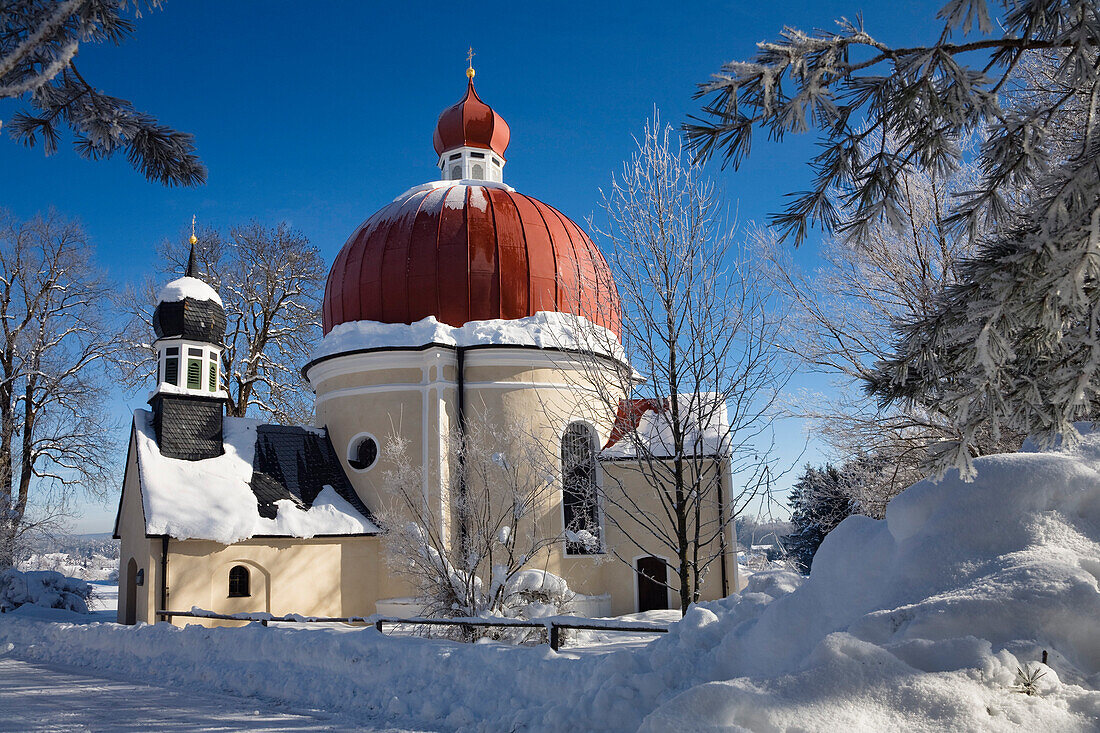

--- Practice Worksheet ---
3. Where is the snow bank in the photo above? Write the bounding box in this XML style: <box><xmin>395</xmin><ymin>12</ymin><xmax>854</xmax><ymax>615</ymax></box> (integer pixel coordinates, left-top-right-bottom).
<box><xmin>311</xmin><ymin>312</ymin><xmax>624</xmax><ymax>364</ymax></box>
<box><xmin>133</xmin><ymin>411</ymin><xmax>378</xmax><ymax>543</ymax></box>
<box><xmin>4</xmin><ymin>434</ymin><xmax>1100</xmax><ymax>730</ymax></box>
<box><xmin>157</xmin><ymin>276</ymin><xmax>223</xmax><ymax>307</ymax></box>
<box><xmin>0</xmin><ymin>570</ymin><xmax>91</xmax><ymax>613</ymax></box>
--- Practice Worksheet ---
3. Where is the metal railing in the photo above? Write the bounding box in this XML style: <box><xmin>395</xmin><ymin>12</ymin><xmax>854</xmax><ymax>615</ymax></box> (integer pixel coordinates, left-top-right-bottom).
<box><xmin>155</xmin><ymin>608</ymin><xmax>669</xmax><ymax>651</ymax></box>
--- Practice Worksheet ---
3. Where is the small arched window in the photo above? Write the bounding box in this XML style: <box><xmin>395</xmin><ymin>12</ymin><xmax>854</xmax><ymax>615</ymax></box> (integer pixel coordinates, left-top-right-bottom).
<box><xmin>451</xmin><ymin>165</ymin><xmax>461</xmax><ymax>180</ymax></box>
<box><xmin>562</xmin><ymin>422</ymin><xmax>601</xmax><ymax>554</ymax></box>
<box><xmin>471</xmin><ymin>163</ymin><xmax>484</xmax><ymax>180</ymax></box>
<box><xmin>228</xmin><ymin>565</ymin><xmax>250</xmax><ymax>598</ymax></box>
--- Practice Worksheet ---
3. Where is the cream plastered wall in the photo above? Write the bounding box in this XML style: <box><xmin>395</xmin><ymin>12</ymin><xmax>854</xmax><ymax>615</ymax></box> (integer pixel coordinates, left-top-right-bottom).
<box><xmin>595</xmin><ymin>459</ymin><xmax>741</xmax><ymax>614</ymax></box>
<box><xmin>116</xmin><ymin>433</ymin><xmax>160</xmax><ymax>625</ymax></box>
<box><xmin>158</xmin><ymin>535</ymin><xmax>380</xmax><ymax>627</ymax></box>
<box><xmin>116</xmin><ymin>427</ymin><xmax>395</xmax><ymax>627</ymax></box>
<box><xmin>309</xmin><ymin>345</ymin><xmax>745</xmax><ymax>615</ymax></box>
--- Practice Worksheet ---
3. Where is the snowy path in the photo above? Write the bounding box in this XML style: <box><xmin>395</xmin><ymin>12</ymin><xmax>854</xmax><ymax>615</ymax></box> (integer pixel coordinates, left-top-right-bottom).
<box><xmin>0</xmin><ymin>657</ymin><xmax>422</xmax><ymax>732</ymax></box>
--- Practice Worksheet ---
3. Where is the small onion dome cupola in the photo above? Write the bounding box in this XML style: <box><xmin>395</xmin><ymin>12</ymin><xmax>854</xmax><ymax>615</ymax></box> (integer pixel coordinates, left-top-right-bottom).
<box><xmin>151</xmin><ymin>226</ymin><xmax>227</xmax><ymax>400</ymax></box>
<box><xmin>433</xmin><ymin>63</ymin><xmax>510</xmax><ymax>183</ymax></box>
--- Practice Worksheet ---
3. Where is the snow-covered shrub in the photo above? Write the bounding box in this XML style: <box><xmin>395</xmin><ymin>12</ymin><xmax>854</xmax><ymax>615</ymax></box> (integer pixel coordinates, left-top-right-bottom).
<box><xmin>0</xmin><ymin>569</ymin><xmax>91</xmax><ymax>613</ymax></box>
<box><xmin>379</xmin><ymin>410</ymin><xmax>566</xmax><ymax>640</ymax></box>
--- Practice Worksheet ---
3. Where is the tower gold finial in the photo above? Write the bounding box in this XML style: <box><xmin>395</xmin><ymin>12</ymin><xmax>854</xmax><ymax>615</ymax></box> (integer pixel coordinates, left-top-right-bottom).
<box><xmin>189</xmin><ymin>215</ymin><xmax>198</xmax><ymax>246</ymax></box>
<box><xmin>466</xmin><ymin>47</ymin><xmax>475</xmax><ymax>79</ymax></box>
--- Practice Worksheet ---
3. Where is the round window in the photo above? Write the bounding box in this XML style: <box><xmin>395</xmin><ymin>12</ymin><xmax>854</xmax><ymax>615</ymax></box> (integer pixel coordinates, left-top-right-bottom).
<box><xmin>348</xmin><ymin>435</ymin><xmax>379</xmax><ymax>471</ymax></box>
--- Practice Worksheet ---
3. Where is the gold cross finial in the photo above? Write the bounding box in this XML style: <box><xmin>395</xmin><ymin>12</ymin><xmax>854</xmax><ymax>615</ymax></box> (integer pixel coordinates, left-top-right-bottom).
<box><xmin>189</xmin><ymin>214</ymin><xmax>198</xmax><ymax>246</ymax></box>
<box><xmin>466</xmin><ymin>47</ymin><xmax>475</xmax><ymax>80</ymax></box>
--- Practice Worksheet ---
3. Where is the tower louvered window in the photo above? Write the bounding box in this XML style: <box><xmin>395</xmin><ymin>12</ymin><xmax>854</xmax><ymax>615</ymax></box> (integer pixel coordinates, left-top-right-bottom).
<box><xmin>186</xmin><ymin>359</ymin><xmax>202</xmax><ymax>389</ymax></box>
<box><xmin>164</xmin><ymin>346</ymin><xmax>179</xmax><ymax>386</ymax></box>
<box><xmin>208</xmin><ymin>360</ymin><xmax>217</xmax><ymax>392</ymax></box>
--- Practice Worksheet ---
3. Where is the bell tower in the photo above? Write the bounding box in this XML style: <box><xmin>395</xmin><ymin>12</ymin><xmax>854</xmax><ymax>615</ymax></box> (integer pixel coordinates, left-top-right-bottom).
<box><xmin>148</xmin><ymin>222</ymin><xmax>228</xmax><ymax>460</ymax></box>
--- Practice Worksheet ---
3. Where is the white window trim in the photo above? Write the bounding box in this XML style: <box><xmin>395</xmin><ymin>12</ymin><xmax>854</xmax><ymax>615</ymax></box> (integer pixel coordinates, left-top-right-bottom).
<box><xmin>346</xmin><ymin>431</ymin><xmax>381</xmax><ymax>473</ymax></box>
<box><xmin>156</xmin><ymin>339</ymin><xmax>221</xmax><ymax>394</ymax></box>
<box><xmin>437</xmin><ymin>146</ymin><xmax>506</xmax><ymax>183</ymax></box>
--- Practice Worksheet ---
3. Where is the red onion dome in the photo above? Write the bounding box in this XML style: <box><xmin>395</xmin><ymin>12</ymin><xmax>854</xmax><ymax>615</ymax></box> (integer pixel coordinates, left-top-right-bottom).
<box><xmin>433</xmin><ymin>80</ymin><xmax>510</xmax><ymax>158</ymax></box>
<box><xmin>322</xmin><ymin>182</ymin><xmax>621</xmax><ymax>339</ymax></box>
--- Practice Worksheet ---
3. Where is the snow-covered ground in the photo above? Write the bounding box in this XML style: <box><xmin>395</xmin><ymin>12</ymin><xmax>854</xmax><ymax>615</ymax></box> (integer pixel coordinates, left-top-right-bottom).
<box><xmin>2</xmin><ymin>433</ymin><xmax>1099</xmax><ymax>731</ymax></box>
<box><xmin>0</xmin><ymin>657</ymin><xmax>421</xmax><ymax>732</ymax></box>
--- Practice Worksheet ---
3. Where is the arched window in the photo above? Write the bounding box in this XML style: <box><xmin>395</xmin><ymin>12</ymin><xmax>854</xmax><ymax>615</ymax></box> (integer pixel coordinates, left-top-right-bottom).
<box><xmin>562</xmin><ymin>422</ymin><xmax>601</xmax><ymax>554</ymax></box>
<box><xmin>451</xmin><ymin>165</ymin><xmax>461</xmax><ymax>180</ymax></box>
<box><xmin>228</xmin><ymin>565</ymin><xmax>250</xmax><ymax>598</ymax></box>
<box><xmin>471</xmin><ymin>163</ymin><xmax>484</xmax><ymax>180</ymax></box>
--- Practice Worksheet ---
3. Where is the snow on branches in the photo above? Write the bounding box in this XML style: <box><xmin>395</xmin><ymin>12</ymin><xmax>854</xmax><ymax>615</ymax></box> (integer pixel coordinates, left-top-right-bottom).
<box><xmin>692</xmin><ymin>2</ymin><xmax>1100</xmax><ymax>478</ymax></box>
<box><xmin>1</xmin><ymin>1</ymin><xmax>205</xmax><ymax>186</ymax></box>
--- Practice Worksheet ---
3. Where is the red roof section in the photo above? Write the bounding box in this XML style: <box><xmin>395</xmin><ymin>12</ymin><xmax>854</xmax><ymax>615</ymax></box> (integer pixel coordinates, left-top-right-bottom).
<box><xmin>602</xmin><ymin>398</ymin><xmax>668</xmax><ymax>450</ymax></box>
<box><xmin>433</xmin><ymin>80</ymin><xmax>510</xmax><ymax>158</ymax></box>
<box><xmin>322</xmin><ymin>184</ymin><xmax>621</xmax><ymax>338</ymax></box>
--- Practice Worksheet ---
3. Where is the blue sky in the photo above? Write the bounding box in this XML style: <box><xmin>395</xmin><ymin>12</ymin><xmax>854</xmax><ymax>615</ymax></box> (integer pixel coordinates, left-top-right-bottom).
<box><xmin>1</xmin><ymin>1</ymin><xmax>948</xmax><ymax>532</ymax></box>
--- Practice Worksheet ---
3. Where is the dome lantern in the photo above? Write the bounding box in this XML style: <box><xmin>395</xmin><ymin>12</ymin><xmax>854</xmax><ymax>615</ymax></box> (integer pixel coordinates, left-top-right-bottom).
<box><xmin>433</xmin><ymin>63</ymin><xmax>510</xmax><ymax>183</ymax></box>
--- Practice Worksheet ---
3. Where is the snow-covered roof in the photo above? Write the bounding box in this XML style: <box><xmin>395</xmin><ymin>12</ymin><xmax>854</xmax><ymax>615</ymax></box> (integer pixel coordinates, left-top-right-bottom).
<box><xmin>310</xmin><ymin>312</ymin><xmax>625</xmax><ymax>365</ymax></box>
<box><xmin>600</xmin><ymin>394</ymin><xmax>730</xmax><ymax>459</ymax></box>
<box><xmin>393</xmin><ymin>179</ymin><xmax>516</xmax><ymax>202</ymax></box>
<box><xmin>131</xmin><ymin>410</ymin><xmax>378</xmax><ymax>543</ymax></box>
<box><xmin>157</xmin><ymin>276</ymin><xmax>223</xmax><ymax>307</ymax></box>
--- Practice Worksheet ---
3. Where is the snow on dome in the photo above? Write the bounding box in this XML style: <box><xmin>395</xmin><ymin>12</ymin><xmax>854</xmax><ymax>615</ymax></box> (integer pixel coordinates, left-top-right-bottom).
<box><xmin>309</xmin><ymin>312</ymin><xmax>626</xmax><ymax>366</ymax></box>
<box><xmin>132</xmin><ymin>410</ymin><xmax>377</xmax><ymax>543</ymax></box>
<box><xmin>392</xmin><ymin>179</ymin><xmax>515</xmax><ymax>202</ymax></box>
<box><xmin>157</xmin><ymin>276</ymin><xmax>223</xmax><ymax>307</ymax></box>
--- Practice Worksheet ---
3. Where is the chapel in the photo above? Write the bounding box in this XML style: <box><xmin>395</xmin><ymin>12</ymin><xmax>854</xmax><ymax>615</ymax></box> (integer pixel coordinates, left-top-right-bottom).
<box><xmin>114</xmin><ymin>67</ymin><xmax>739</xmax><ymax>626</ymax></box>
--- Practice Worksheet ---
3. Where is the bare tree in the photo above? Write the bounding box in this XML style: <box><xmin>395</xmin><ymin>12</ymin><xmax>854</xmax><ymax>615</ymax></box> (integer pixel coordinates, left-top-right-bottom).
<box><xmin>379</xmin><ymin>408</ymin><xmax>568</xmax><ymax>629</ymax></box>
<box><xmin>0</xmin><ymin>210</ymin><xmax>116</xmax><ymax>568</ymax></box>
<box><xmin>564</xmin><ymin>118</ymin><xmax>790</xmax><ymax>615</ymax></box>
<box><xmin>1</xmin><ymin>1</ymin><xmax>205</xmax><ymax>186</ymax></box>
<box><xmin>755</xmin><ymin>141</ymin><xmax>1022</xmax><ymax>504</ymax></box>
<box><xmin>118</xmin><ymin>221</ymin><xmax>324</xmax><ymax>425</ymax></box>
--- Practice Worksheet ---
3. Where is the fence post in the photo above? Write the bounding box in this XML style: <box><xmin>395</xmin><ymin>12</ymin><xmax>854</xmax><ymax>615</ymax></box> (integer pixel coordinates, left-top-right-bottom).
<box><xmin>261</xmin><ymin>619</ymin><xmax>269</xmax><ymax>627</ymax></box>
<box><xmin>375</xmin><ymin>619</ymin><xmax>384</xmax><ymax>634</ymax></box>
<box><xmin>549</xmin><ymin>623</ymin><xmax>560</xmax><ymax>651</ymax></box>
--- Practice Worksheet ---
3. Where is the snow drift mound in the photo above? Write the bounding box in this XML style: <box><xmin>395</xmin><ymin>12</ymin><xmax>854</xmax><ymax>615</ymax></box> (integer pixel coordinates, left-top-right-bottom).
<box><xmin>540</xmin><ymin>433</ymin><xmax>1100</xmax><ymax>731</ymax></box>
<box><xmin>0</xmin><ymin>569</ymin><xmax>91</xmax><ymax>613</ymax></box>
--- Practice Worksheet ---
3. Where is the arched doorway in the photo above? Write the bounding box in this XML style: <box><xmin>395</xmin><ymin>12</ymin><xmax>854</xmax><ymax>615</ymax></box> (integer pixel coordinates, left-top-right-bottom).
<box><xmin>636</xmin><ymin>556</ymin><xmax>669</xmax><ymax>613</ymax></box>
<box><xmin>123</xmin><ymin>558</ymin><xmax>138</xmax><ymax>625</ymax></box>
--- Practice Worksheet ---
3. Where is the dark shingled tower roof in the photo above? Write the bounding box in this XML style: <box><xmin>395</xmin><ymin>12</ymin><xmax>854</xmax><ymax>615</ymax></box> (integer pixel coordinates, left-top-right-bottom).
<box><xmin>152</xmin><ymin>246</ymin><xmax>227</xmax><ymax>343</ymax></box>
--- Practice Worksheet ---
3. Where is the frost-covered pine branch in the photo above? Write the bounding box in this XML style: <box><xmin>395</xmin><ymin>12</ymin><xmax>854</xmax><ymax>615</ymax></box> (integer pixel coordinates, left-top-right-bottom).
<box><xmin>1</xmin><ymin>0</ymin><xmax>205</xmax><ymax>186</ymax></box>
<box><xmin>756</xmin><ymin>131</ymin><xmax>1023</xmax><ymax>497</ymax></box>
<box><xmin>693</xmin><ymin>3</ymin><xmax>1100</xmax><ymax>479</ymax></box>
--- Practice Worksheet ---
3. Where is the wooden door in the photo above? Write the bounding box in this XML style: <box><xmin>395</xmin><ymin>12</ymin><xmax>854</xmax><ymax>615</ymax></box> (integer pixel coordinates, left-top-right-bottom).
<box><xmin>636</xmin><ymin>556</ymin><xmax>668</xmax><ymax>612</ymax></box>
<box><xmin>123</xmin><ymin>558</ymin><xmax>138</xmax><ymax>625</ymax></box>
